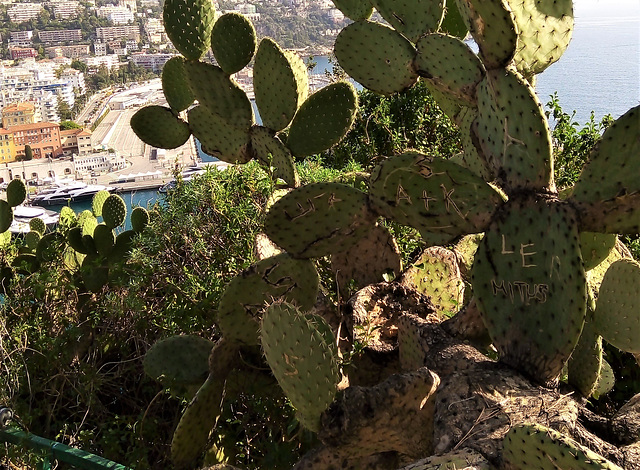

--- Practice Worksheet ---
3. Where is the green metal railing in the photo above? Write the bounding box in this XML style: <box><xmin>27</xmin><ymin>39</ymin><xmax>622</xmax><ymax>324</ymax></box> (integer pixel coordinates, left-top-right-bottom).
<box><xmin>0</xmin><ymin>408</ymin><xmax>132</xmax><ymax>470</ymax></box>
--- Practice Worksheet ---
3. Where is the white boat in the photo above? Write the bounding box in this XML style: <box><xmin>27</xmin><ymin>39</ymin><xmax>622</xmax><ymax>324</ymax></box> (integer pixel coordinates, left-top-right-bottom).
<box><xmin>31</xmin><ymin>181</ymin><xmax>115</xmax><ymax>206</ymax></box>
<box><xmin>10</xmin><ymin>205</ymin><xmax>60</xmax><ymax>234</ymax></box>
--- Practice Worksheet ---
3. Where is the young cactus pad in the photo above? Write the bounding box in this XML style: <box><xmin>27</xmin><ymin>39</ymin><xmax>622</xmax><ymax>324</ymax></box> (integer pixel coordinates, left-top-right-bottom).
<box><xmin>210</xmin><ymin>13</ymin><xmax>256</xmax><ymax>75</ymax></box>
<box><xmin>162</xmin><ymin>0</ymin><xmax>216</xmax><ymax>60</ymax></box>
<box><xmin>101</xmin><ymin>194</ymin><xmax>127</xmax><ymax>230</ymax></box>
<box><xmin>260</xmin><ymin>302</ymin><xmax>340</xmax><ymax>432</ymax></box>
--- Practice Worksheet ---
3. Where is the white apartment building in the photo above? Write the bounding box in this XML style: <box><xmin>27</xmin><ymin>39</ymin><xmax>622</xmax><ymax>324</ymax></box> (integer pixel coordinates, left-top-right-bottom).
<box><xmin>93</xmin><ymin>42</ymin><xmax>107</xmax><ymax>56</ymax></box>
<box><xmin>38</xmin><ymin>29</ymin><xmax>83</xmax><ymax>43</ymax></box>
<box><xmin>96</xmin><ymin>25</ymin><xmax>140</xmax><ymax>41</ymax></box>
<box><xmin>73</xmin><ymin>151</ymin><xmax>127</xmax><ymax>175</ymax></box>
<box><xmin>60</xmin><ymin>68</ymin><xmax>86</xmax><ymax>94</ymax></box>
<box><xmin>96</xmin><ymin>6</ymin><xmax>135</xmax><ymax>25</ymax></box>
<box><xmin>9</xmin><ymin>31</ymin><xmax>34</xmax><ymax>42</ymax></box>
<box><xmin>81</xmin><ymin>55</ymin><xmax>120</xmax><ymax>72</ymax></box>
<box><xmin>129</xmin><ymin>53</ymin><xmax>173</xmax><ymax>72</ymax></box>
<box><xmin>118</xmin><ymin>0</ymin><xmax>136</xmax><ymax>13</ymax></box>
<box><xmin>51</xmin><ymin>1</ymin><xmax>81</xmax><ymax>19</ymax></box>
<box><xmin>8</xmin><ymin>3</ymin><xmax>44</xmax><ymax>22</ymax></box>
<box><xmin>144</xmin><ymin>18</ymin><xmax>164</xmax><ymax>43</ymax></box>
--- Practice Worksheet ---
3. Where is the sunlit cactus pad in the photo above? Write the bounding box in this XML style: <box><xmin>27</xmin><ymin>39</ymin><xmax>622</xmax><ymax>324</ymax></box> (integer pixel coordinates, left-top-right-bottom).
<box><xmin>188</xmin><ymin>106</ymin><xmax>251</xmax><ymax>164</ymax></box>
<box><xmin>163</xmin><ymin>0</ymin><xmax>215</xmax><ymax>60</ymax></box>
<box><xmin>130</xmin><ymin>105</ymin><xmax>191</xmax><ymax>149</ymax></box>
<box><xmin>211</xmin><ymin>12</ymin><xmax>256</xmax><ymax>75</ymax></box>
<box><xmin>162</xmin><ymin>57</ymin><xmax>194</xmax><ymax>112</ymax></box>
<box><xmin>250</xmin><ymin>126</ymin><xmax>298</xmax><ymax>187</ymax></box>
<box><xmin>101</xmin><ymin>194</ymin><xmax>127</xmax><ymax>230</ymax></box>
<box><xmin>370</xmin><ymin>0</ymin><xmax>445</xmax><ymax>43</ymax></box>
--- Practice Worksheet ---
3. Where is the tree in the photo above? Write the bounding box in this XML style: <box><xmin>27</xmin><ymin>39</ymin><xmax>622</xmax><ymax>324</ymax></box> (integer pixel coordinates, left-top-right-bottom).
<box><xmin>59</xmin><ymin>120</ymin><xmax>82</xmax><ymax>130</ymax></box>
<box><xmin>56</xmin><ymin>95</ymin><xmax>73</xmax><ymax>121</ymax></box>
<box><xmin>19</xmin><ymin>144</ymin><xmax>34</xmax><ymax>161</ymax></box>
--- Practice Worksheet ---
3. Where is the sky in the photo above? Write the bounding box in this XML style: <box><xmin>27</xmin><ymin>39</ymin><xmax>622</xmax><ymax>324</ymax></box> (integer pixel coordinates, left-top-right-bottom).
<box><xmin>574</xmin><ymin>0</ymin><xmax>640</xmax><ymax>18</ymax></box>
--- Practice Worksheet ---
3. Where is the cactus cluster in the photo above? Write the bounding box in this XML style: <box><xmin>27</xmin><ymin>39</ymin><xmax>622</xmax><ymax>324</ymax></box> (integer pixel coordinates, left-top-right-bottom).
<box><xmin>131</xmin><ymin>0</ymin><xmax>358</xmax><ymax>188</ymax></box>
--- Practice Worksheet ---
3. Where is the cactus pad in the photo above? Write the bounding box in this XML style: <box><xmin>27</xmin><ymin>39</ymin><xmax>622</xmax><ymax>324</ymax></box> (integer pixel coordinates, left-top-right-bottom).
<box><xmin>331</xmin><ymin>0</ymin><xmax>374</xmax><ymax>20</ymax></box>
<box><xmin>0</xmin><ymin>201</ymin><xmax>13</xmax><ymax>233</ymax></box>
<box><xmin>439</xmin><ymin>0</ymin><xmax>468</xmax><ymax>38</ymax></box>
<box><xmin>503</xmin><ymin>423</ymin><xmax>623</xmax><ymax>470</ymax></box>
<box><xmin>370</xmin><ymin>0</ymin><xmax>445</xmax><ymax>43</ymax></box>
<box><xmin>217</xmin><ymin>254</ymin><xmax>319</xmax><ymax>345</ymax></box>
<box><xmin>592</xmin><ymin>259</ymin><xmax>640</xmax><ymax>353</ymax></box>
<box><xmin>415</xmin><ymin>33</ymin><xmax>485</xmax><ymax>107</ymax></box>
<box><xmin>58</xmin><ymin>206</ymin><xmax>76</xmax><ymax>228</ymax></box>
<box><xmin>67</xmin><ymin>227</ymin><xmax>88</xmax><ymax>254</ymax></box>
<box><xmin>593</xmin><ymin>359</ymin><xmax>615</xmax><ymax>399</ymax></box>
<box><xmin>568</xmin><ymin>310</ymin><xmax>603</xmax><ymax>398</ymax></box>
<box><xmin>211</xmin><ymin>13</ymin><xmax>256</xmax><ymax>75</ymax></box>
<box><xmin>101</xmin><ymin>194</ymin><xmax>127</xmax><ymax>230</ymax></box>
<box><xmin>507</xmin><ymin>0</ymin><xmax>574</xmax><ymax>79</ymax></box>
<box><xmin>250</xmin><ymin>126</ymin><xmax>298</xmax><ymax>187</ymax></box>
<box><xmin>184</xmin><ymin>61</ymin><xmax>253</xmax><ymax>128</ymax></box>
<box><xmin>455</xmin><ymin>0</ymin><xmax>517</xmax><ymax>69</ymax></box>
<box><xmin>28</xmin><ymin>217</ymin><xmax>46</xmax><ymax>235</ymax></box>
<box><xmin>253</xmin><ymin>38</ymin><xmax>308</xmax><ymax>132</ymax></box>
<box><xmin>93</xmin><ymin>224</ymin><xmax>115</xmax><ymax>257</ymax></box>
<box><xmin>143</xmin><ymin>335</ymin><xmax>214</xmax><ymax>390</ymax></box>
<box><xmin>369</xmin><ymin>152</ymin><xmax>502</xmax><ymax>243</ymax></box>
<box><xmin>286</xmin><ymin>82</ymin><xmax>358</xmax><ymax>157</ymax></box>
<box><xmin>188</xmin><ymin>106</ymin><xmax>251</xmax><ymax>164</ymax></box>
<box><xmin>334</xmin><ymin>20</ymin><xmax>418</xmax><ymax>96</ymax></box>
<box><xmin>260</xmin><ymin>302</ymin><xmax>340</xmax><ymax>432</ymax></box>
<box><xmin>580</xmin><ymin>232</ymin><xmax>617</xmax><ymax>272</ymax></box>
<box><xmin>475</xmin><ymin>69</ymin><xmax>553</xmax><ymax>191</ymax></box>
<box><xmin>108</xmin><ymin>230</ymin><xmax>137</xmax><ymax>264</ymax></box>
<box><xmin>130</xmin><ymin>105</ymin><xmax>191</xmax><ymax>149</ymax></box>
<box><xmin>265</xmin><ymin>182</ymin><xmax>377</xmax><ymax>258</ymax></box>
<box><xmin>25</xmin><ymin>231</ymin><xmax>41</xmax><ymax>252</ymax></box>
<box><xmin>91</xmin><ymin>190</ymin><xmax>111</xmax><ymax>218</ymax></box>
<box><xmin>130</xmin><ymin>207</ymin><xmax>149</xmax><ymax>233</ymax></box>
<box><xmin>6</xmin><ymin>179</ymin><xmax>26</xmax><ymax>207</ymax></box>
<box><xmin>162</xmin><ymin>0</ymin><xmax>215</xmax><ymax>60</ymax></box>
<box><xmin>472</xmin><ymin>195</ymin><xmax>586</xmax><ymax>385</ymax></box>
<box><xmin>569</xmin><ymin>105</ymin><xmax>640</xmax><ymax>234</ymax></box>
<box><xmin>162</xmin><ymin>56</ymin><xmax>194</xmax><ymax>112</ymax></box>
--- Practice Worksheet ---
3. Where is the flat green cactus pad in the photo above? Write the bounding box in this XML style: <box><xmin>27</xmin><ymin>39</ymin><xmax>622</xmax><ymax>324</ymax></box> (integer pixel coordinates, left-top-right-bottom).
<box><xmin>253</xmin><ymin>38</ymin><xmax>308</xmax><ymax>132</ymax></box>
<box><xmin>0</xmin><ymin>201</ymin><xmax>14</xmax><ymax>233</ymax></box>
<box><xmin>188</xmin><ymin>106</ymin><xmax>251</xmax><ymax>164</ymax></box>
<box><xmin>25</xmin><ymin>231</ymin><xmax>41</xmax><ymax>252</ymax></box>
<box><xmin>503</xmin><ymin>423</ymin><xmax>623</xmax><ymax>469</ymax></box>
<box><xmin>287</xmin><ymin>82</ymin><xmax>358</xmax><ymax>157</ymax></box>
<box><xmin>250</xmin><ymin>126</ymin><xmax>298</xmax><ymax>187</ymax></box>
<box><xmin>102</xmin><ymin>195</ymin><xmax>127</xmax><ymax>230</ymax></box>
<box><xmin>162</xmin><ymin>0</ymin><xmax>215</xmax><ymax>60</ymax></box>
<box><xmin>107</xmin><ymin>230</ymin><xmax>137</xmax><ymax>265</ymax></box>
<box><xmin>58</xmin><ymin>206</ymin><xmax>76</xmax><ymax>228</ymax></box>
<box><xmin>161</xmin><ymin>56</ymin><xmax>194</xmax><ymax>112</ymax></box>
<box><xmin>592</xmin><ymin>259</ymin><xmax>640</xmax><ymax>354</ymax></box>
<box><xmin>211</xmin><ymin>12</ymin><xmax>256</xmax><ymax>75</ymax></box>
<box><xmin>261</xmin><ymin>302</ymin><xmax>340</xmax><ymax>432</ymax></box>
<box><xmin>569</xmin><ymin>105</ymin><xmax>640</xmax><ymax>234</ymax></box>
<box><xmin>580</xmin><ymin>232</ymin><xmax>617</xmax><ymax>271</ymax></box>
<box><xmin>331</xmin><ymin>0</ymin><xmax>374</xmax><ymax>20</ymax></box>
<box><xmin>472</xmin><ymin>195</ymin><xmax>586</xmax><ymax>385</ymax></box>
<box><xmin>454</xmin><ymin>107</ymin><xmax>493</xmax><ymax>180</ymax></box>
<box><xmin>81</xmin><ymin>257</ymin><xmax>109</xmax><ymax>292</ymax></box>
<box><xmin>130</xmin><ymin>105</ymin><xmax>191</xmax><ymax>149</ymax></box>
<box><xmin>334</xmin><ymin>20</ymin><xmax>418</xmax><ymax>96</ymax></box>
<box><xmin>130</xmin><ymin>207</ymin><xmax>149</xmax><ymax>233</ymax></box>
<box><xmin>265</xmin><ymin>182</ymin><xmax>377</xmax><ymax>258</ymax></box>
<box><xmin>568</xmin><ymin>312</ymin><xmax>603</xmax><ymax>398</ymax></box>
<box><xmin>439</xmin><ymin>0</ymin><xmax>468</xmax><ymax>38</ymax></box>
<box><xmin>91</xmin><ymin>190</ymin><xmax>111</xmax><ymax>218</ymax></box>
<box><xmin>475</xmin><ymin>69</ymin><xmax>553</xmax><ymax>191</ymax></box>
<box><xmin>93</xmin><ymin>223</ymin><xmax>115</xmax><ymax>257</ymax></box>
<box><xmin>593</xmin><ymin>359</ymin><xmax>615</xmax><ymax>399</ymax></box>
<box><xmin>6</xmin><ymin>179</ymin><xmax>26</xmax><ymax>207</ymax></box>
<box><xmin>28</xmin><ymin>218</ymin><xmax>45</xmax><ymax>235</ymax></box>
<box><xmin>369</xmin><ymin>152</ymin><xmax>502</xmax><ymax>244</ymax></box>
<box><xmin>143</xmin><ymin>335</ymin><xmax>214</xmax><ymax>390</ymax></box>
<box><xmin>371</xmin><ymin>0</ymin><xmax>445</xmax><ymax>43</ymax></box>
<box><xmin>415</xmin><ymin>33</ymin><xmax>485</xmax><ymax>107</ymax></box>
<box><xmin>184</xmin><ymin>61</ymin><xmax>253</xmax><ymax>128</ymax></box>
<box><xmin>455</xmin><ymin>0</ymin><xmax>517</xmax><ymax>69</ymax></box>
<box><xmin>507</xmin><ymin>0</ymin><xmax>574</xmax><ymax>79</ymax></box>
<box><xmin>67</xmin><ymin>227</ymin><xmax>88</xmax><ymax>254</ymax></box>
<box><xmin>331</xmin><ymin>223</ymin><xmax>402</xmax><ymax>294</ymax></box>
<box><xmin>217</xmin><ymin>254</ymin><xmax>319</xmax><ymax>345</ymax></box>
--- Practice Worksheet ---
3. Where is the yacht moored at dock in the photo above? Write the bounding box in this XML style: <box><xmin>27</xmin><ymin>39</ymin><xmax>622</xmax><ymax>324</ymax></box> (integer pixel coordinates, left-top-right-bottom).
<box><xmin>30</xmin><ymin>181</ymin><xmax>115</xmax><ymax>207</ymax></box>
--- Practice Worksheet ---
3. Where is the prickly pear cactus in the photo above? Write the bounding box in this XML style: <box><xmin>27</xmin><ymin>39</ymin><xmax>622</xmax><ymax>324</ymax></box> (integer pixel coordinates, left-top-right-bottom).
<box><xmin>162</xmin><ymin>0</ymin><xmax>215</xmax><ymax>60</ymax></box>
<box><xmin>101</xmin><ymin>194</ymin><xmax>127</xmax><ymax>230</ymax></box>
<box><xmin>6</xmin><ymin>179</ymin><xmax>26</xmax><ymax>207</ymax></box>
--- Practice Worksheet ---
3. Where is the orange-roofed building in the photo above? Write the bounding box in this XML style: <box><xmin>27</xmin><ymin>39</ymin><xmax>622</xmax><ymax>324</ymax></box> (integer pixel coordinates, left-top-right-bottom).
<box><xmin>10</xmin><ymin>122</ymin><xmax>63</xmax><ymax>159</ymax></box>
<box><xmin>60</xmin><ymin>127</ymin><xmax>93</xmax><ymax>156</ymax></box>
<box><xmin>1</xmin><ymin>102</ymin><xmax>37</xmax><ymax>128</ymax></box>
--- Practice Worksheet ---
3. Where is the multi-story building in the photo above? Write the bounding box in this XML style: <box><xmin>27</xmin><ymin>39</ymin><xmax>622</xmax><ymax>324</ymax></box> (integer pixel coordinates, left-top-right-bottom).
<box><xmin>96</xmin><ymin>6</ymin><xmax>135</xmax><ymax>25</ymax></box>
<box><xmin>96</xmin><ymin>25</ymin><xmax>141</xmax><ymax>42</ymax></box>
<box><xmin>81</xmin><ymin>55</ymin><xmax>121</xmax><ymax>72</ymax></box>
<box><xmin>38</xmin><ymin>29</ymin><xmax>83</xmax><ymax>44</ymax></box>
<box><xmin>46</xmin><ymin>44</ymin><xmax>91</xmax><ymax>59</ymax></box>
<box><xmin>9</xmin><ymin>48</ymin><xmax>39</xmax><ymax>60</ymax></box>
<box><xmin>9</xmin><ymin>31</ymin><xmax>34</xmax><ymax>42</ymax></box>
<box><xmin>8</xmin><ymin>3</ymin><xmax>43</xmax><ymax>22</ymax></box>
<box><xmin>118</xmin><ymin>0</ymin><xmax>136</xmax><ymax>13</ymax></box>
<box><xmin>9</xmin><ymin>122</ymin><xmax>63</xmax><ymax>159</ymax></box>
<box><xmin>60</xmin><ymin>68</ymin><xmax>86</xmax><ymax>94</ymax></box>
<box><xmin>0</xmin><ymin>130</ymin><xmax>17</xmax><ymax>163</ymax></box>
<box><xmin>51</xmin><ymin>1</ymin><xmax>81</xmax><ymax>19</ymax></box>
<box><xmin>60</xmin><ymin>127</ymin><xmax>92</xmax><ymax>156</ymax></box>
<box><xmin>129</xmin><ymin>53</ymin><xmax>173</xmax><ymax>72</ymax></box>
<box><xmin>93</xmin><ymin>41</ymin><xmax>107</xmax><ymax>56</ymax></box>
<box><xmin>144</xmin><ymin>18</ymin><xmax>164</xmax><ymax>43</ymax></box>
<box><xmin>1</xmin><ymin>102</ymin><xmax>37</xmax><ymax>128</ymax></box>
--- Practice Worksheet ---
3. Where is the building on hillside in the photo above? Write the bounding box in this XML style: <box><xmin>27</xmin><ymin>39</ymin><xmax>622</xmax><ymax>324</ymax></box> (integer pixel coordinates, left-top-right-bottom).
<box><xmin>9</xmin><ymin>48</ymin><xmax>38</xmax><ymax>60</ymax></box>
<box><xmin>9</xmin><ymin>31</ymin><xmax>33</xmax><ymax>42</ymax></box>
<box><xmin>96</xmin><ymin>25</ymin><xmax>141</xmax><ymax>42</ymax></box>
<box><xmin>9</xmin><ymin>122</ymin><xmax>63</xmax><ymax>159</ymax></box>
<box><xmin>0</xmin><ymin>159</ymin><xmax>75</xmax><ymax>184</ymax></box>
<box><xmin>96</xmin><ymin>6</ymin><xmax>135</xmax><ymax>25</ymax></box>
<box><xmin>1</xmin><ymin>102</ymin><xmax>37</xmax><ymax>128</ymax></box>
<box><xmin>51</xmin><ymin>1</ymin><xmax>81</xmax><ymax>19</ymax></box>
<box><xmin>73</xmin><ymin>151</ymin><xmax>126</xmax><ymax>177</ymax></box>
<box><xmin>144</xmin><ymin>18</ymin><xmax>165</xmax><ymax>43</ymax></box>
<box><xmin>0</xmin><ymin>130</ymin><xmax>17</xmax><ymax>163</ymax></box>
<box><xmin>118</xmin><ymin>0</ymin><xmax>137</xmax><ymax>13</ymax></box>
<box><xmin>38</xmin><ymin>29</ymin><xmax>83</xmax><ymax>44</ymax></box>
<box><xmin>129</xmin><ymin>52</ymin><xmax>173</xmax><ymax>72</ymax></box>
<box><xmin>81</xmin><ymin>55</ymin><xmax>121</xmax><ymax>72</ymax></box>
<box><xmin>8</xmin><ymin>3</ymin><xmax>43</xmax><ymax>22</ymax></box>
<box><xmin>60</xmin><ymin>128</ymin><xmax>92</xmax><ymax>156</ymax></box>
<box><xmin>45</xmin><ymin>44</ymin><xmax>91</xmax><ymax>59</ymax></box>
<box><xmin>93</xmin><ymin>41</ymin><xmax>107</xmax><ymax>56</ymax></box>
<box><xmin>60</xmin><ymin>68</ymin><xmax>86</xmax><ymax>94</ymax></box>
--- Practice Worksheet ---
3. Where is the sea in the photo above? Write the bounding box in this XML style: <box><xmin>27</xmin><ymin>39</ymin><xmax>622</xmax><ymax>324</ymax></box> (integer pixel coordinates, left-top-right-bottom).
<box><xmin>59</xmin><ymin>4</ymin><xmax>640</xmax><ymax>217</ymax></box>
